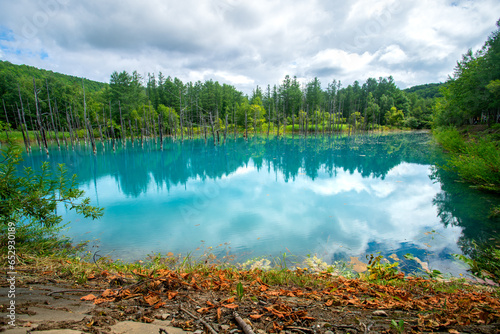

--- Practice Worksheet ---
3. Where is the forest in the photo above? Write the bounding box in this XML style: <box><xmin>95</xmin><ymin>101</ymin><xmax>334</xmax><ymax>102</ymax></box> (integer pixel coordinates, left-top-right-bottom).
<box><xmin>0</xmin><ymin>60</ymin><xmax>437</xmax><ymax>149</ymax></box>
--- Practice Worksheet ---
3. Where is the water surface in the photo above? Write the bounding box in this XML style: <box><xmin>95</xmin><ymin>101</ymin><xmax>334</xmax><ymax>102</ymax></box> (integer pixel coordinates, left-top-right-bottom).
<box><xmin>21</xmin><ymin>132</ymin><xmax>499</xmax><ymax>275</ymax></box>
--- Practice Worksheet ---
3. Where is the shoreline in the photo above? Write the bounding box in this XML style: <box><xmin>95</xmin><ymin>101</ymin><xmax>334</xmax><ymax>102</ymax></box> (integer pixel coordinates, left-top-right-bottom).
<box><xmin>1</xmin><ymin>253</ymin><xmax>499</xmax><ymax>333</ymax></box>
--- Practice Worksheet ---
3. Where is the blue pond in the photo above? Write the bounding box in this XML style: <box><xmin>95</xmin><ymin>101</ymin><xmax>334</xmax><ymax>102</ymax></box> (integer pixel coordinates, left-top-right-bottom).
<box><xmin>20</xmin><ymin>132</ymin><xmax>499</xmax><ymax>275</ymax></box>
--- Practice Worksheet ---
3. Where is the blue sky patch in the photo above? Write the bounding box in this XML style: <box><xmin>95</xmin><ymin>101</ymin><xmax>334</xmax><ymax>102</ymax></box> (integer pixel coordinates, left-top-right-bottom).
<box><xmin>0</xmin><ymin>26</ymin><xmax>15</xmax><ymax>42</ymax></box>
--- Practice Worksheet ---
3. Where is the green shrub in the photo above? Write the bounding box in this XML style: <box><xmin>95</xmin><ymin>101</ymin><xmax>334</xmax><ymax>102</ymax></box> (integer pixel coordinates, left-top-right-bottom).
<box><xmin>433</xmin><ymin>128</ymin><xmax>500</xmax><ymax>192</ymax></box>
<box><xmin>0</xmin><ymin>144</ymin><xmax>103</xmax><ymax>256</ymax></box>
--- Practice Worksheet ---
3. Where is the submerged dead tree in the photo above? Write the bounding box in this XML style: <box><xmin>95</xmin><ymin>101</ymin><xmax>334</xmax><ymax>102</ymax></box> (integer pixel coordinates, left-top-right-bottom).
<box><xmin>15</xmin><ymin>102</ymin><xmax>30</xmax><ymax>153</ymax></box>
<box><xmin>82</xmin><ymin>80</ymin><xmax>96</xmax><ymax>154</ymax></box>
<box><xmin>65</xmin><ymin>107</ymin><xmax>74</xmax><ymax>149</ymax></box>
<box><xmin>224</xmin><ymin>114</ymin><xmax>228</xmax><ymax>144</ymax></box>
<box><xmin>46</xmin><ymin>79</ymin><xmax>60</xmax><ymax>149</ymax></box>
<box><xmin>33</xmin><ymin>78</ymin><xmax>49</xmax><ymax>155</ymax></box>
<box><xmin>109</xmin><ymin>101</ymin><xmax>116</xmax><ymax>151</ymax></box>
<box><xmin>209</xmin><ymin>113</ymin><xmax>216</xmax><ymax>146</ymax></box>
<box><xmin>17</xmin><ymin>85</ymin><xmax>31</xmax><ymax>153</ymax></box>
<box><xmin>2</xmin><ymin>99</ymin><xmax>11</xmax><ymax>141</ymax></box>
<box><xmin>158</xmin><ymin>113</ymin><xmax>163</xmax><ymax>150</ymax></box>
<box><xmin>118</xmin><ymin>101</ymin><xmax>125</xmax><ymax>142</ymax></box>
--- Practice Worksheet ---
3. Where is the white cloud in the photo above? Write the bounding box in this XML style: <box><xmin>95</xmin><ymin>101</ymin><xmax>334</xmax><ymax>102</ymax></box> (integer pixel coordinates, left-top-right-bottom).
<box><xmin>215</xmin><ymin>71</ymin><xmax>255</xmax><ymax>85</ymax></box>
<box><xmin>379</xmin><ymin>45</ymin><xmax>408</xmax><ymax>64</ymax></box>
<box><xmin>0</xmin><ymin>0</ymin><xmax>499</xmax><ymax>92</ymax></box>
<box><xmin>311</xmin><ymin>48</ymin><xmax>375</xmax><ymax>73</ymax></box>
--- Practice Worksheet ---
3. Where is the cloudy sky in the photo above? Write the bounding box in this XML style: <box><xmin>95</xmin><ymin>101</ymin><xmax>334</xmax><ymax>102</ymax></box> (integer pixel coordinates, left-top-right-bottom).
<box><xmin>0</xmin><ymin>0</ymin><xmax>499</xmax><ymax>94</ymax></box>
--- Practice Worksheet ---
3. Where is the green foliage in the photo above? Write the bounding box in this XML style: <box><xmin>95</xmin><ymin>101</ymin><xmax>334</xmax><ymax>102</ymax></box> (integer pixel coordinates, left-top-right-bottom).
<box><xmin>390</xmin><ymin>319</ymin><xmax>405</xmax><ymax>333</ymax></box>
<box><xmin>404</xmin><ymin>82</ymin><xmax>445</xmax><ymax>99</ymax></box>
<box><xmin>433</xmin><ymin>19</ymin><xmax>500</xmax><ymax>126</ymax></box>
<box><xmin>433</xmin><ymin>128</ymin><xmax>500</xmax><ymax>192</ymax></box>
<box><xmin>0</xmin><ymin>144</ymin><xmax>103</xmax><ymax>255</ymax></box>
<box><xmin>236</xmin><ymin>282</ymin><xmax>244</xmax><ymax>301</ymax></box>
<box><xmin>385</xmin><ymin>107</ymin><xmax>405</xmax><ymax>127</ymax></box>
<box><xmin>1</xmin><ymin>59</ymin><xmax>438</xmax><ymax>136</ymax></box>
<box><xmin>432</xmin><ymin>127</ymin><xmax>466</xmax><ymax>153</ymax></box>
<box><xmin>364</xmin><ymin>254</ymin><xmax>400</xmax><ymax>281</ymax></box>
<box><xmin>454</xmin><ymin>246</ymin><xmax>500</xmax><ymax>283</ymax></box>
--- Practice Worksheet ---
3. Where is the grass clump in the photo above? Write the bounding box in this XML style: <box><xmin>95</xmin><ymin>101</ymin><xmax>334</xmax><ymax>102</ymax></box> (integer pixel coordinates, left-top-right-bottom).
<box><xmin>433</xmin><ymin>126</ymin><xmax>500</xmax><ymax>192</ymax></box>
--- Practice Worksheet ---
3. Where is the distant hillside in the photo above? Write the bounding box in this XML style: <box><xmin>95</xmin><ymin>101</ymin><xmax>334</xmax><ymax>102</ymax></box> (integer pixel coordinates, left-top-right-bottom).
<box><xmin>404</xmin><ymin>82</ymin><xmax>445</xmax><ymax>99</ymax></box>
<box><xmin>0</xmin><ymin>60</ymin><xmax>108</xmax><ymax>93</ymax></box>
<box><xmin>0</xmin><ymin>61</ymin><xmax>109</xmax><ymax>126</ymax></box>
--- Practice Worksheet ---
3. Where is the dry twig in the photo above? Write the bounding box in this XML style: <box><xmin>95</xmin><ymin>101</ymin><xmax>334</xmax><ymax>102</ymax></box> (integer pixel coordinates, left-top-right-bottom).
<box><xmin>180</xmin><ymin>305</ymin><xmax>218</xmax><ymax>334</ymax></box>
<box><xmin>234</xmin><ymin>311</ymin><xmax>256</xmax><ymax>334</ymax></box>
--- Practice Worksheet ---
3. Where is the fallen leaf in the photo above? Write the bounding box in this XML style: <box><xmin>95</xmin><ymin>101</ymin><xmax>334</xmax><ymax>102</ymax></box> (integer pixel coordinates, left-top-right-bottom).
<box><xmin>250</xmin><ymin>314</ymin><xmax>264</xmax><ymax>319</ymax></box>
<box><xmin>141</xmin><ymin>316</ymin><xmax>154</xmax><ymax>323</ymax></box>
<box><xmin>167</xmin><ymin>291</ymin><xmax>178</xmax><ymax>300</ymax></box>
<box><xmin>80</xmin><ymin>294</ymin><xmax>96</xmax><ymax>301</ymax></box>
<box><xmin>197</xmin><ymin>307</ymin><xmax>211</xmax><ymax>314</ymax></box>
<box><xmin>144</xmin><ymin>293</ymin><xmax>161</xmax><ymax>306</ymax></box>
<box><xmin>222</xmin><ymin>303</ymin><xmax>239</xmax><ymax>309</ymax></box>
<box><xmin>102</xmin><ymin>289</ymin><xmax>116</xmax><ymax>298</ymax></box>
<box><xmin>93</xmin><ymin>298</ymin><xmax>108</xmax><ymax>305</ymax></box>
<box><xmin>349</xmin><ymin>257</ymin><xmax>368</xmax><ymax>273</ymax></box>
<box><xmin>388</xmin><ymin>254</ymin><xmax>400</xmax><ymax>261</ymax></box>
<box><xmin>372</xmin><ymin>310</ymin><xmax>388</xmax><ymax>317</ymax></box>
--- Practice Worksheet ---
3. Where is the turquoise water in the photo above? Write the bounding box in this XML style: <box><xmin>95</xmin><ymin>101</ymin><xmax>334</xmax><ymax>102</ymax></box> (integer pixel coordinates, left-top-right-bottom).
<box><xmin>20</xmin><ymin>132</ymin><xmax>499</xmax><ymax>275</ymax></box>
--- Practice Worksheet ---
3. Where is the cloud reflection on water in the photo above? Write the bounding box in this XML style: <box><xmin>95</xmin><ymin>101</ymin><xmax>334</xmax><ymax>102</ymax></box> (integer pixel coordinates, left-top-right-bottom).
<box><xmin>18</xmin><ymin>132</ymin><xmax>492</xmax><ymax>277</ymax></box>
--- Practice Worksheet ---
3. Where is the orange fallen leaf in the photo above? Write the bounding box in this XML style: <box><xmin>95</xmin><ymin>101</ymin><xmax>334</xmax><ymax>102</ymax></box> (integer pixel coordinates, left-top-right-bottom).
<box><xmin>93</xmin><ymin>298</ymin><xmax>109</xmax><ymax>305</ymax></box>
<box><xmin>141</xmin><ymin>316</ymin><xmax>154</xmax><ymax>323</ymax></box>
<box><xmin>250</xmin><ymin>314</ymin><xmax>264</xmax><ymax>320</ymax></box>
<box><xmin>154</xmin><ymin>301</ymin><xmax>166</xmax><ymax>309</ymax></box>
<box><xmin>167</xmin><ymin>291</ymin><xmax>178</xmax><ymax>300</ymax></box>
<box><xmin>197</xmin><ymin>307</ymin><xmax>211</xmax><ymax>314</ymax></box>
<box><xmin>80</xmin><ymin>294</ymin><xmax>96</xmax><ymax>301</ymax></box>
<box><xmin>325</xmin><ymin>299</ymin><xmax>334</xmax><ymax>307</ymax></box>
<box><xmin>224</xmin><ymin>297</ymin><xmax>235</xmax><ymax>303</ymax></box>
<box><xmin>144</xmin><ymin>293</ymin><xmax>161</xmax><ymax>306</ymax></box>
<box><xmin>102</xmin><ymin>289</ymin><xmax>116</xmax><ymax>298</ymax></box>
<box><xmin>222</xmin><ymin>303</ymin><xmax>239</xmax><ymax>309</ymax></box>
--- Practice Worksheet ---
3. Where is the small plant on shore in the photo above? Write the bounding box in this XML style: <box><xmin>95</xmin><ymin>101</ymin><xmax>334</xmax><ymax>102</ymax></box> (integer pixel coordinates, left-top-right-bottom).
<box><xmin>0</xmin><ymin>144</ymin><xmax>103</xmax><ymax>258</ymax></box>
<box><xmin>363</xmin><ymin>253</ymin><xmax>401</xmax><ymax>281</ymax></box>
<box><xmin>236</xmin><ymin>282</ymin><xmax>244</xmax><ymax>301</ymax></box>
<box><xmin>390</xmin><ymin>319</ymin><xmax>405</xmax><ymax>333</ymax></box>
